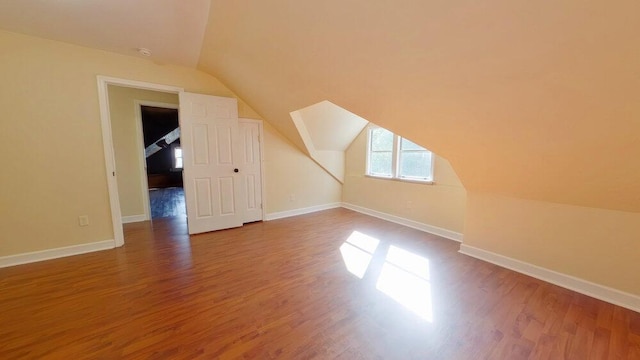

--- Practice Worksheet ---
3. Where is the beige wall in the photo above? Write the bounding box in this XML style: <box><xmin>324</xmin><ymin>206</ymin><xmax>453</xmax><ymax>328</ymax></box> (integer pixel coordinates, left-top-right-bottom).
<box><xmin>464</xmin><ymin>193</ymin><xmax>640</xmax><ymax>295</ymax></box>
<box><xmin>343</xmin><ymin>127</ymin><xmax>466</xmax><ymax>234</ymax></box>
<box><xmin>107</xmin><ymin>86</ymin><xmax>179</xmax><ymax>218</ymax></box>
<box><xmin>0</xmin><ymin>30</ymin><xmax>339</xmax><ymax>257</ymax></box>
<box><xmin>264</xmin><ymin>122</ymin><xmax>342</xmax><ymax>213</ymax></box>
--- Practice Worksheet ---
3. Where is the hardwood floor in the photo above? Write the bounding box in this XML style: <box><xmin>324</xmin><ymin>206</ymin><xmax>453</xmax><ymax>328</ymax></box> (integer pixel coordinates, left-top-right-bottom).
<box><xmin>149</xmin><ymin>187</ymin><xmax>186</xmax><ymax>219</ymax></box>
<box><xmin>1</xmin><ymin>208</ymin><xmax>639</xmax><ymax>359</ymax></box>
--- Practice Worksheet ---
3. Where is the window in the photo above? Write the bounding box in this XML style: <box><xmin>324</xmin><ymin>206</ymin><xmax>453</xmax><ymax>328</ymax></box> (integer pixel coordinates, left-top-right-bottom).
<box><xmin>368</xmin><ymin>127</ymin><xmax>394</xmax><ymax>177</ymax></box>
<box><xmin>367</xmin><ymin>127</ymin><xmax>433</xmax><ymax>182</ymax></box>
<box><xmin>173</xmin><ymin>146</ymin><xmax>183</xmax><ymax>169</ymax></box>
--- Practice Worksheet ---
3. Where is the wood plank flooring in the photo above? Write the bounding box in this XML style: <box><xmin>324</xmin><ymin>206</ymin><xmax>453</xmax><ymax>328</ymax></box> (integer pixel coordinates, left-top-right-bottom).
<box><xmin>149</xmin><ymin>187</ymin><xmax>186</xmax><ymax>219</ymax></box>
<box><xmin>1</xmin><ymin>208</ymin><xmax>639</xmax><ymax>359</ymax></box>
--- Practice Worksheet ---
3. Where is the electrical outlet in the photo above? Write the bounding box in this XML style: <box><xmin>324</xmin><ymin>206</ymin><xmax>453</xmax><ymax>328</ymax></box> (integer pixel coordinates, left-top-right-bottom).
<box><xmin>78</xmin><ymin>215</ymin><xmax>89</xmax><ymax>227</ymax></box>
<box><xmin>289</xmin><ymin>194</ymin><xmax>296</xmax><ymax>202</ymax></box>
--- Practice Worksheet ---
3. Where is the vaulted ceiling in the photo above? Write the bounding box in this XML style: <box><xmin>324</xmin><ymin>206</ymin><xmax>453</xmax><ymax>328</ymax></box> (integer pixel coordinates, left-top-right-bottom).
<box><xmin>2</xmin><ymin>1</ymin><xmax>639</xmax><ymax>212</ymax></box>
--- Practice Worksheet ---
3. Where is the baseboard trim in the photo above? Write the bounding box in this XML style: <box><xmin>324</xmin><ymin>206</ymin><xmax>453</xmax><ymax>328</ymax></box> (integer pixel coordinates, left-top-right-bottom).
<box><xmin>122</xmin><ymin>214</ymin><xmax>148</xmax><ymax>224</ymax></box>
<box><xmin>341</xmin><ymin>202</ymin><xmax>463</xmax><ymax>242</ymax></box>
<box><xmin>265</xmin><ymin>203</ymin><xmax>342</xmax><ymax>221</ymax></box>
<box><xmin>459</xmin><ymin>244</ymin><xmax>640</xmax><ymax>313</ymax></box>
<box><xmin>0</xmin><ymin>240</ymin><xmax>115</xmax><ymax>268</ymax></box>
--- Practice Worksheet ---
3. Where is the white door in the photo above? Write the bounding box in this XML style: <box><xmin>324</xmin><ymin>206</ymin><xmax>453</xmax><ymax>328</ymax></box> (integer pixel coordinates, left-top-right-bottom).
<box><xmin>179</xmin><ymin>92</ymin><xmax>245</xmax><ymax>234</ymax></box>
<box><xmin>239</xmin><ymin>120</ymin><xmax>264</xmax><ymax>223</ymax></box>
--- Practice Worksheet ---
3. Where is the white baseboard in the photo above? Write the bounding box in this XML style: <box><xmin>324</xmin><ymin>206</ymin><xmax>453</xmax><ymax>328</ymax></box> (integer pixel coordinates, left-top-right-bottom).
<box><xmin>265</xmin><ymin>202</ymin><xmax>342</xmax><ymax>221</ymax></box>
<box><xmin>341</xmin><ymin>202</ymin><xmax>463</xmax><ymax>242</ymax></box>
<box><xmin>459</xmin><ymin>244</ymin><xmax>640</xmax><ymax>313</ymax></box>
<box><xmin>0</xmin><ymin>240</ymin><xmax>115</xmax><ymax>268</ymax></box>
<box><xmin>122</xmin><ymin>214</ymin><xmax>148</xmax><ymax>224</ymax></box>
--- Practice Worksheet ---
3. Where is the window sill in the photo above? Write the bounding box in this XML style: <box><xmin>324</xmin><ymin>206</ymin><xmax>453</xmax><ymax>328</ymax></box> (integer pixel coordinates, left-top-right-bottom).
<box><xmin>365</xmin><ymin>174</ymin><xmax>434</xmax><ymax>185</ymax></box>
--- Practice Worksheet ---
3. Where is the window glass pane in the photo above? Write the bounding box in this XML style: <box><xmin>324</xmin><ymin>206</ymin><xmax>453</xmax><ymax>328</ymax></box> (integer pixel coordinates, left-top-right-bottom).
<box><xmin>401</xmin><ymin>138</ymin><xmax>424</xmax><ymax>151</ymax></box>
<box><xmin>399</xmin><ymin>151</ymin><xmax>432</xmax><ymax>179</ymax></box>
<box><xmin>174</xmin><ymin>147</ymin><xmax>183</xmax><ymax>169</ymax></box>
<box><xmin>370</xmin><ymin>152</ymin><xmax>392</xmax><ymax>176</ymax></box>
<box><xmin>370</xmin><ymin>128</ymin><xmax>394</xmax><ymax>151</ymax></box>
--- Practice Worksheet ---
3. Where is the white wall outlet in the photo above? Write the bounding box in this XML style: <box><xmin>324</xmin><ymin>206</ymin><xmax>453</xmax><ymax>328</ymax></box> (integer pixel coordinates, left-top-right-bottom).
<box><xmin>289</xmin><ymin>194</ymin><xmax>296</xmax><ymax>202</ymax></box>
<box><xmin>78</xmin><ymin>215</ymin><xmax>89</xmax><ymax>227</ymax></box>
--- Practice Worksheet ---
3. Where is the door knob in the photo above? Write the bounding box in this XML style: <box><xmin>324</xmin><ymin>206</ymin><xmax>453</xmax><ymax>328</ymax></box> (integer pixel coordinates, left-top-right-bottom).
<box><xmin>234</xmin><ymin>168</ymin><xmax>239</xmax><ymax>173</ymax></box>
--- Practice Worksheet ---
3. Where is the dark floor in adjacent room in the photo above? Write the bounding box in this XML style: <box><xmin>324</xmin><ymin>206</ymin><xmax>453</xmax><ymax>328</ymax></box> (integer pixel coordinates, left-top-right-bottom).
<box><xmin>149</xmin><ymin>186</ymin><xmax>186</xmax><ymax>219</ymax></box>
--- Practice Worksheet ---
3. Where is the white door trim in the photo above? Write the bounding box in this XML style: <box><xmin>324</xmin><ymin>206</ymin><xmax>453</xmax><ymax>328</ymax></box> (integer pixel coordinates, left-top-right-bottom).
<box><xmin>133</xmin><ymin>100</ymin><xmax>180</xmax><ymax>222</ymax></box>
<box><xmin>239</xmin><ymin>118</ymin><xmax>266</xmax><ymax>221</ymax></box>
<box><xmin>97</xmin><ymin>76</ymin><xmax>183</xmax><ymax>247</ymax></box>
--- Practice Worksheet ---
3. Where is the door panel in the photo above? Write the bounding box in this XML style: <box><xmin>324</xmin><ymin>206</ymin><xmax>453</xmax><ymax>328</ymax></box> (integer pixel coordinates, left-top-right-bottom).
<box><xmin>246</xmin><ymin>175</ymin><xmax>256</xmax><ymax>209</ymax></box>
<box><xmin>192</xmin><ymin>125</ymin><xmax>210</xmax><ymax>164</ymax></box>
<box><xmin>179</xmin><ymin>92</ymin><xmax>243</xmax><ymax>234</ymax></box>
<box><xmin>219</xmin><ymin>177</ymin><xmax>236</xmax><ymax>214</ymax></box>
<box><xmin>239</xmin><ymin>120</ymin><xmax>263</xmax><ymax>223</ymax></box>
<box><xmin>194</xmin><ymin>178</ymin><xmax>212</xmax><ymax>217</ymax></box>
<box><xmin>216</xmin><ymin>126</ymin><xmax>233</xmax><ymax>164</ymax></box>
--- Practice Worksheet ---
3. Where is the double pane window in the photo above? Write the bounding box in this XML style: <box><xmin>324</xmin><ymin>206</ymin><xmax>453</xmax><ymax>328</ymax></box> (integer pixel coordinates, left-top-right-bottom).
<box><xmin>174</xmin><ymin>147</ymin><xmax>183</xmax><ymax>169</ymax></box>
<box><xmin>367</xmin><ymin>127</ymin><xmax>433</xmax><ymax>182</ymax></box>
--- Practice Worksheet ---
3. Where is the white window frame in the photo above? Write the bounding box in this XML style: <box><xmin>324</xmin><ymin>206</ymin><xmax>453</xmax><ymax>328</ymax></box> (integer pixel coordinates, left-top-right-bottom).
<box><xmin>172</xmin><ymin>144</ymin><xmax>183</xmax><ymax>170</ymax></box>
<box><xmin>366</xmin><ymin>126</ymin><xmax>434</xmax><ymax>184</ymax></box>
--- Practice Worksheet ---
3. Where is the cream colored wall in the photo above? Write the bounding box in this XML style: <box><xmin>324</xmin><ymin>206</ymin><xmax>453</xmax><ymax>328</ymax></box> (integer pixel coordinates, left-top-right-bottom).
<box><xmin>343</xmin><ymin>128</ymin><xmax>466</xmax><ymax>233</ymax></box>
<box><xmin>312</xmin><ymin>150</ymin><xmax>344</xmax><ymax>183</ymax></box>
<box><xmin>107</xmin><ymin>86</ymin><xmax>178</xmax><ymax>218</ymax></box>
<box><xmin>0</xmin><ymin>30</ymin><xmax>339</xmax><ymax>257</ymax></box>
<box><xmin>263</xmin><ymin>122</ymin><xmax>342</xmax><ymax>213</ymax></box>
<box><xmin>464</xmin><ymin>193</ymin><xmax>640</xmax><ymax>295</ymax></box>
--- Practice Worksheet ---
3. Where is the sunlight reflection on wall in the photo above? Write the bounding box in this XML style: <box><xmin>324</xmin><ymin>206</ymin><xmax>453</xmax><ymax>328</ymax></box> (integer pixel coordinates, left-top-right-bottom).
<box><xmin>340</xmin><ymin>231</ymin><xmax>434</xmax><ymax>322</ymax></box>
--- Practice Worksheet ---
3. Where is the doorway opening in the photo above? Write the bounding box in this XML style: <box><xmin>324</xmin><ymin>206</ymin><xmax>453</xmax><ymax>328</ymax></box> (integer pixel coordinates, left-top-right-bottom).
<box><xmin>140</xmin><ymin>105</ymin><xmax>186</xmax><ymax>220</ymax></box>
<box><xmin>98</xmin><ymin>76</ymin><xmax>266</xmax><ymax>247</ymax></box>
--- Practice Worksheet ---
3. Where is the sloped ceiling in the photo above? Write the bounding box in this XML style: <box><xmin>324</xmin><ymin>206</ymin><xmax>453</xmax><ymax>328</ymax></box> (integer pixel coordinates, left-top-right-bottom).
<box><xmin>199</xmin><ymin>0</ymin><xmax>640</xmax><ymax>212</ymax></box>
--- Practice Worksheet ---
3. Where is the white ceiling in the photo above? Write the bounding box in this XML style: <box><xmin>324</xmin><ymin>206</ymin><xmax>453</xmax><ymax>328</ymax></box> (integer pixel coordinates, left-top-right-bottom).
<box><xmin>0</xmin><ymin>0</ymin><xmax>210</xmax><ymax>67</ymax></box>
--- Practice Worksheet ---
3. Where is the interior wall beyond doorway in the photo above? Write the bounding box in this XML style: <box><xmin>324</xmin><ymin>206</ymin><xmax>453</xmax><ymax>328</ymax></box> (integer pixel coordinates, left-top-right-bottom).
<box><xmin>107</xmin><ymin>85</ymin><xmax>178</xmax><ymax>219</ymax></box>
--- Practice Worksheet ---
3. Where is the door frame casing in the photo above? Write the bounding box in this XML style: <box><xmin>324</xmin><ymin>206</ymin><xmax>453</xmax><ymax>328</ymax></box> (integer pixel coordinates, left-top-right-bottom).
<box><xmin>134</xmin><ymin>100</ymin><xmax>180</xmax><ymax>222</ymax></box>
<box><xmin>97</xmin><ymin>75</ymin><xmax>183</xmax><ymax>247</ymax></box>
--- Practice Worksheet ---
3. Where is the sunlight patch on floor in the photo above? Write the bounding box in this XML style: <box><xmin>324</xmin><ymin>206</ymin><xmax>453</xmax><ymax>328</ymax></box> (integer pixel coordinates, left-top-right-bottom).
<box><xmin>340</xmin><ymin>232</ymin><xmax>434</xmax><ymax>322</ymax></box>
<box><xmin>339</xmin><ymin>231</ymin><xmax>380</xmax><ymax>278</ymax></box>
<box><xmin>376</xmin><ymin>246</ymin><xmax>433</xmax><ymax>322</ymax></box>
